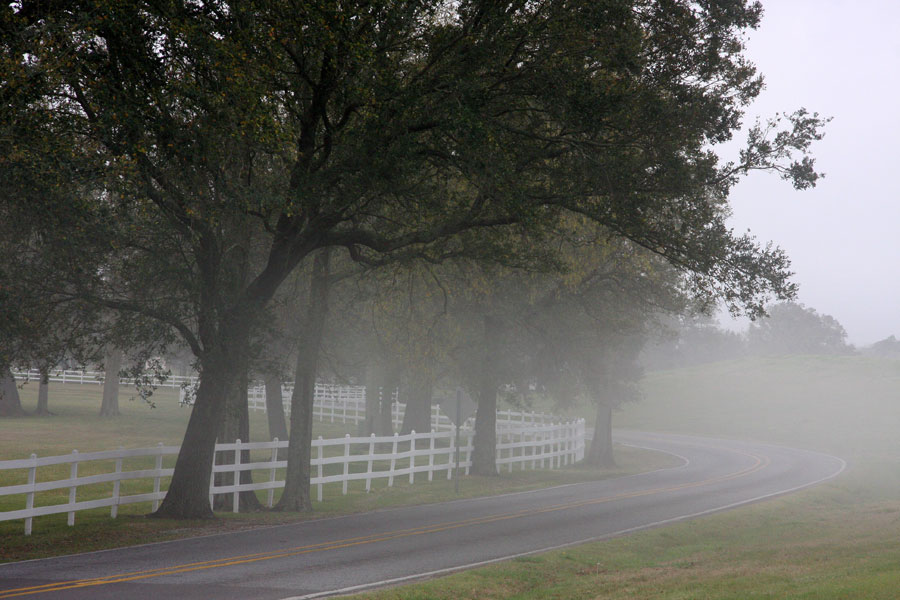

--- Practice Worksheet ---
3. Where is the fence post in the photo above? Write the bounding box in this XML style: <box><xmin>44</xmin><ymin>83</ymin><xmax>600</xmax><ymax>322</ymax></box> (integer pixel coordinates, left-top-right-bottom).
<box><xmin>67</xmin><ymin>450</ymin><xmax>78</xmax><ymax>526</ymax></box>
<box><xmin>522</xmin><ymin>429</ymin><xmax>528</xmax><ymax>471</ymax></box>
<box><xmin>152</xmin><ymin>442</ymin><xmax>164</xmax><ymax>512</ymax></box>
<box><xmin>25</xmin><ymin>453</ymin><xmax>37</xmax><ymax>535</ymax></box>
<box><xmin>409</xmin><ymin>431</ymin><xmax>416</xmax><ymax>484</ymax></box>
<box><xmin>555</xmin><ymin>426</ymin><xmax>561</xmax><ymax>469</ymax></box>
<box><xmin>388</xmin><ymin>433</ymin><xmax>398</xmax><ymax>487</ymax></box>
<box><xmin>578</xmin><ymin>419</ymin><xmax>586</xmax><ymax>462</ymax></box>
<box><xmin>541</xmin><ymin>429</ymin><xmax>548</xmax><ymax>469</ymax></box>
<box><xmin>365</xmin><ymin>434</ymin><xmax>375</xmax><ymax>493</ymax></box>
<box><xmin>549</xmin><ymin>426</ymin><xmax>556</xmax><ymax>469</ymax></box>
<box><xmin>317</xmin><ymin>436</ymin><xmax>324</xmax><ymax>502</ymax></box>
<box><xmin>427</xmin><ymin>431</ymin><xmax>435</xmax><ymax>482</ymax></box>
<box><xmin>111</xmin><ymin>448</ymin><xmax>123</xmax><ymax>518</ymax></box>
<box><xmin>448</xmin><ymin>427</ymin><xmax>455</xmax><ymax>480</ymax></box>
<box><xmin>209</xmin><ymin>464</ymin><xmax>215</xmax><ymax>510</ymax></box>
<box><xmin>464</xmin><ymin>430</ymin><xmax>472</xmax><ymax>475</ymax></box>
<box><xmin>545</xmin><ymin>427</ymin><xmax>552</xmax><ymax>470</ymax></box>
<box><xmin>569</xmin><ymin>422</ymin><xmax>574</xmax><ymax>465</ymax></box>
<box><xmin>267</xmin><ymin>438</ymin><xmax>279</xmax><ymax>508</ymax></box>
<box><xmin>232</xmin><ymin>439</ymin><xmax>242</xmax><ymax>513</ymax></box>
<box><xmin>342</xmin><ymin>435</ymin><xmax>351</xmax><ymax>495</ymax></box>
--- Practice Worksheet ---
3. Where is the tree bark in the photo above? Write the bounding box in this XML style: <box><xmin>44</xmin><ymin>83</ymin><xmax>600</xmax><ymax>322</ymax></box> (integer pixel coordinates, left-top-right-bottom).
<box><xmin>264</xmin><ymin>372</ymin><xmax>289</xmax><ymax>442</ymax></box>
<box><xmin>377</xmin><ymin>368</ymin><xmax>399</xmax><ymax>436</ymax></box>
<box><xmin>100</xmin><ymin>348</ymin><xmax>122</xmax><ymax>417</ymax></box>
<box><xmin>214</xmin><ymin>365</ymin><xmax>263</xmax><ymax>512</ymax></box>
<box><xmin>277</xmin><ymin>248</ymin><xmax>332</xmax><ymax>512</ymax></box>
<box><xmin>35</xmin><ymin>367</ymin><xmax>51</xmax><ymax>416</ymax></box>
<box><xmin>400</xmin><ymin>366</ymin><xmax>433</xmax><ymax>435</ymax></box>
<box><xmin>362</xmin><ymin>361</ymin><xmax>380</xmax><ymax>436</ymax></box>
<box><xmin>153</xmin><ymin>298</ymin><xmax>260</xmax><ymax>519</ymax></box>
<box><xmin>586</xmin><ymin>400</ymin><xmax>616</xmax><ymax>468</ymax></box>
<box><xmin>363</xmin><ymin>361</ymin><xmax>398</xmax><ymax>436</ymax></box>
<box><xmin>471</xmin><ymin>315</ymin><xmax>502</xmax><ymax>476</ymax></box>
<box><xmin>0</xmin><ymin>367</ymin><xmax>25</xmax><ymax>417</ymax></box>
<box><xmin>152</xmin><ymin>358</ymin><xmax>230</xmax><ymax>519</ymax></box>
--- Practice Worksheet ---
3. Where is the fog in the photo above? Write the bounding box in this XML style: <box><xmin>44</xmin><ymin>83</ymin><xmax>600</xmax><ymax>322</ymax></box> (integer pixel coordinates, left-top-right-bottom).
<box><xmin>720</xmin><ymin>0</ymin><xmax>900</xmax><ymax>346</ymax></box>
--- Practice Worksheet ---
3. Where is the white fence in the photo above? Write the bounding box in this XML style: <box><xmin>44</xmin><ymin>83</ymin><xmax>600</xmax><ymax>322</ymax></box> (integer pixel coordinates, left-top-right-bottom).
<box><xmin>14</xmin><ymin>372</ymin><xmax>562</xmax><ymax>432</ymax></box>
<box><xmin>13</xmin><ymin>369</ymin><xmax>196</xmax><ymax>389</ymax></box>
<box><xmin>243</xmin><ymin>383</ymin><xmax>560</xmax><ymax>432</ymax></box>
<box><xmin>0</xmin><ymin>419</ymin><xmax>585</xmax><ymax>534</ymax></box>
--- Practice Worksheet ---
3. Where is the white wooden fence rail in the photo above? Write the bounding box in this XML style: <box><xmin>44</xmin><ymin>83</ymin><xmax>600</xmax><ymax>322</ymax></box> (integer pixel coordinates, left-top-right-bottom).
<box><xmin>242</xmin><ymin>384</ymin><xmax>560</xmax><ymax>431</ymax></box>
<box><xmin>13</xmin><ymin>372</ymin><xmax>562</xmax><ymax>431</ymax></box>
<box><xmin>0</xmin><ymin>419</ymin><xmax>585</xmax><ymax>535</ymax></box>
<box><xmin>13</xmin><ymin>369</ymin><xmax>196</xmax><ymax>388</ymax></box>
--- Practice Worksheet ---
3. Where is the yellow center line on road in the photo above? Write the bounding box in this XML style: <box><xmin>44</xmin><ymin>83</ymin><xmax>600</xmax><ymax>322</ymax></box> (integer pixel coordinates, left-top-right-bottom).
<box><xmin>0</xmin><ymin>443</ymin><xmax>768</xmax><ymax>598</ymax></box>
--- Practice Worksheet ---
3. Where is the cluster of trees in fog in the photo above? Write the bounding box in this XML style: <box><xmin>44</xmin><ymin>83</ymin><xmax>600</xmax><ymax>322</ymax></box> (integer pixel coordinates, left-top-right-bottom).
<box><xmin>641</xmin><ymin>301</ymin><xmax>900</xmax><ymax>370</ymax></box>
<box><xmin>0</xmin><ymin>1</ymin><xmax>826</xmax><ymax>519</ymax></box>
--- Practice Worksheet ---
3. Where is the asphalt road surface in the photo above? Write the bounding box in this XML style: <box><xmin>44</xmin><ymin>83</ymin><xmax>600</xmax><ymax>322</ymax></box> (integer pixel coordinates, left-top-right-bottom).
<box><xmin>0</xmin><ymin>431</ymin><xmax>845</xmax><ymax>600</ymax></box>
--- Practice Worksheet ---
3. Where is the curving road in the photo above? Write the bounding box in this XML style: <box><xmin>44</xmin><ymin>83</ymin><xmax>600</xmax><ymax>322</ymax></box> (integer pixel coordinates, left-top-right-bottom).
<box><xmin>0</xmin><ymin>432</ymin><xmax>845</xmax><ymax>600</ymax></box>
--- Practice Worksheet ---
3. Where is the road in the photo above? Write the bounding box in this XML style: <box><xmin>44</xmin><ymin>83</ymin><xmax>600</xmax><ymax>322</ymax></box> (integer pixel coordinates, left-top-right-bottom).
<box><xmin>0</xmin><ymin>431</ymin><xmax>845</xmax><ymax>599</ymax></box>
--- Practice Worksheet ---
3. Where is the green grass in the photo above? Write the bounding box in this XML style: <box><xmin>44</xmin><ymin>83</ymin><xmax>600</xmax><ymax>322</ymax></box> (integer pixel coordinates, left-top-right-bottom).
<box><xmin>621</xmin><ymin>354</ymin><xmax>900</xmax><ymax>460</ymax></box>
<box><xmin>347</xmin><ymin>468</ymin><xmax>900</xmax><ymax>599</ymax></box>
<box><xmin>0</xmin><ymin>381</ymin><xmax>672</xmax><ymax>562</ymax></box>
<box><xmin>345</xmin><ymin>354</ymin><xmax>900</xmax><ymax>599</ymax></box>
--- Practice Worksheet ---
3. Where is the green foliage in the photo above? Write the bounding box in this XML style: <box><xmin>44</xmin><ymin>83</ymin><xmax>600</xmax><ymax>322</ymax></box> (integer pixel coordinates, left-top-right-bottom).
<box><xmin>2</xmin><ymin>0</ymin><xmax>828</xmax><ymax>513</ymax></box>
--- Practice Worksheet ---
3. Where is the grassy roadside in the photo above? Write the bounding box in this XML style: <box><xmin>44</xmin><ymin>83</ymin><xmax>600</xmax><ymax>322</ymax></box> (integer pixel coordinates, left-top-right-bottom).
<box><xmin>0</xmin><ymin>382</ymin><xmax>675</xmax><ymax>563</ymax></box>
<box><xmin>344</xmin><ymin>355</ymin><xmax>900</xmax><ymax>599</ymax></box>
<box><xmin>346</xmin><ymin>465</ymin><xmax>900</xmax><ymax>599</ymax></box>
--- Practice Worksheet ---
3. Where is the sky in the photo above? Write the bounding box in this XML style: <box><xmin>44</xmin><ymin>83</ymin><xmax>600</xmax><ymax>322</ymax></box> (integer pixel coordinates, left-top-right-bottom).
<box><xmin>717</xmin><ymin>0</ymin><xmax>900</xmax><ymax>346</ymax></box>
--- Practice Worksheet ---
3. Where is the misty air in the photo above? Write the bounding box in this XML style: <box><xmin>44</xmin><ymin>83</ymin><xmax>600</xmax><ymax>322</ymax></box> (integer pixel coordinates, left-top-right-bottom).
<box><xmin>1</xmin><ymin>2</ymin><xmax>897</xmax><ymax>599</ymax></box>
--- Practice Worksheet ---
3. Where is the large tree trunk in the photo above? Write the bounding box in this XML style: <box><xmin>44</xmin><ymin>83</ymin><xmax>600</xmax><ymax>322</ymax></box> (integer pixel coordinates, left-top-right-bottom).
<box><xmin>586</xmin><ymin>400</ymin><xmax>616</xmax><ymax>468</ymax></box>
<box><xmin>214</xmin><ymin>365</ymin><xmax>263</xmax><ymax>512</ymax></box>
<box><xmin>0</xmin><ymin>367</ymin><xmax>25</xmax><ymax>417</ymax></box>
<box><xmin>363</xmin><ymin>361</ymin><xmax>398</xmax><ymax>436</ymax></box>
<box><xmin>471</xmin><ymin>315</ymin><xmax>502</xmax><ymax>476</ymax></box>
<box><xmin>264</xmin><ymin>372</ymin><xmax>289</xmax><ymax>442</ymax></box>
<box><xmin>277</xmin><ymin>248</ymin><xmax>331</xmax><ymax>512</ymax></box>
<box><xmin>362</xmin><ymin>362</ymin><xmax>379</xmax><ymax>436</ymax></box>
<box><xmin>400</xmin><ymin>366</ymin><xmax>433</xmax><ymax>435</ymax></box>
<box><xmin>100</xmin><ymin>348</ymin><xmax>122</xmax><ymax>417</ymax></box>
<box><xmin>152</xmin><ymin>224</ymin><xmax>305</xmax><ymax>519</ymax></box>
<box><xmin>153</xmin><ymin>303</ymin><xmax>258</xmax><ymax>519</ymax></box>
<box><xmin>152</xmin><ymin>356</ymin><xmax>232</xmax><ymax>519</ymax></box>
<box><xmin>35</xmin><ymin>367</ymin><xmax>51</xmax><ymax>416</ymax></box>
<box><xmin>378</xmin><ymin>367</ymin><xmax>399</xmax><ymax>436</ymax></box>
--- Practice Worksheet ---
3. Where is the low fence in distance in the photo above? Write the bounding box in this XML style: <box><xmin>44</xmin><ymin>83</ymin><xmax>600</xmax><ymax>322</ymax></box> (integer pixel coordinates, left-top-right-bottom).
<box><xmin>244</xmin><ymin>384</ymin><xmax>561</xmax><ymax>432</ymax></box>
<box><xmin>0</xmin><ymin>419</ymin><xmax>585</xmax><ymax>535</ymax></box>
<box><xmin>13</xmin><ymin>372</ymin><xmax>563</xmax><ymax>433</ymax></box>
<box><xmin>12</xmin><ymin>369</ymin><xmax>196</xmax><ymax>389</ymax></box>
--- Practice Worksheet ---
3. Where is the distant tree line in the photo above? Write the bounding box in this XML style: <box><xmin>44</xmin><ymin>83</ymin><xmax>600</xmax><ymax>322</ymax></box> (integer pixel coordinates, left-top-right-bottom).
<box><xmin>641</xmin><ymin>302</ymin><xmax>856</xmax><ymax>370</ymax></box>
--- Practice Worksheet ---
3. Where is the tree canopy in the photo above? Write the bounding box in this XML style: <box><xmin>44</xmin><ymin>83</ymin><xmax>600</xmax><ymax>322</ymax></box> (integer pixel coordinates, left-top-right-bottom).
<box><xmin>1</xmin><ymin>0</ymin><xmax>826</xmax><ymax>517</ymax></box>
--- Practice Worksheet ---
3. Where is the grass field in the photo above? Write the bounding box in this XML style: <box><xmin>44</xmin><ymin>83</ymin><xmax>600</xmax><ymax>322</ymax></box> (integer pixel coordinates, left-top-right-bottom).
<box><xmin>346</xmin><ymin>355</ymin><xmax>900</xmax><ymax>599</ymax></box>
<box><xmin>0</xmin><ymin>380</ymin><xmax>671</xmax><ymax>563</ymax></box>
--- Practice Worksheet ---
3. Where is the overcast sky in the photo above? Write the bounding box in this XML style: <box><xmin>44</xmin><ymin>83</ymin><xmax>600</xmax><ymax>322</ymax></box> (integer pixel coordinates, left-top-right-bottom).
<box><xmin>717</xmin><ymin>0</ymin><xmax>900</xmax><ymax>345</ymax></box>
